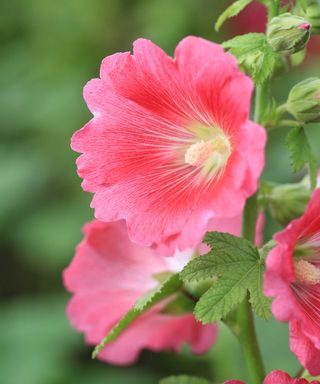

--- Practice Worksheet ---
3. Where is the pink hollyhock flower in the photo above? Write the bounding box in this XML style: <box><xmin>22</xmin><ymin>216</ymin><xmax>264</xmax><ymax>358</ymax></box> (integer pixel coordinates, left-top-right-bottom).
<box><xmin>63</xmin><ymin>220</ymin><xmax>217</xmax><ymax>365</ymax></box>
<box><xmin>264</xmin><ymin>189</ymin><xmax>320</xmax><ymax>375</ymax></box>
<box><xmin>225</xmin><ymin>370</ymin><xmax>320</xmax><ymax>384</ymax></box>
<box><xmin>71</xmin><ymin>36</ymin><xmax>266</xmax><ymax>251</ymax></box>
<box><xmin>154</xmin><ymin>211</ymin><xmax>265</xmax><ymax>256</ymax></box>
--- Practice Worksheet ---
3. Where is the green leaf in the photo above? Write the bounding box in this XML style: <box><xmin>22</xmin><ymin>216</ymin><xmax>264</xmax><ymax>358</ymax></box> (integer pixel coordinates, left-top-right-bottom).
<box><xmin>286</xmin><ymin>126</ymin><xmax>318</xmax><ymax>189</ymax></box>
<box><xmin>181</xmin><ymin>232</ymin><xmax>271</xmax><ymax>323</ymax></box>
<box><xmin>160</xmin><ymin>375</ymin><xmax>212</xmax><ymax>384</ymax></box>
<box><xmin>247</xmin><ymin>261</ymin><xmax>272</xmax><ymax>320</ymax></box>
<box><xmin>215</xmin><ymin>0</ymin><xmax>253</xmax><ymax>31</ymax></box>
<box><xmin>181</xmin><ymin>233</ymin><xmax>257</xmax><ymax>283</ymax></box>
<box><xmin>223</xmin><ymin>33</ymin><xmax>276</xmax><ymax>84</ymax></box>
<box><xmin>92</xmin><ymin>274</ymin><xmax>182</xmax><ymax>358</ymax></box>
<box><xmin>194</xmin><ymin>270</ymin><xmax>249</xmax><ymax>323</ymax></box>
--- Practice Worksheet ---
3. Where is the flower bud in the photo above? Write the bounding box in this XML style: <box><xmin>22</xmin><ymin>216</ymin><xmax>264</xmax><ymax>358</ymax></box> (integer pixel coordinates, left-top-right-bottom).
<box><xmin>259</xmin><ymin>180</ymin><xmax>310</xmax><ymax>226</ymax></box>
<box><xmin>267</xmin><ymin>13</ymin><xmax>311</xmax><ymax>54</ymax></box>
<box><xmin>297</xmin><ymin>0</ymin><xmax>320</xmax><ymax>34</ymax></box>
<box><xmin>287</xmin><ymin>77</ymin><xmax>320</xmax><ymax>123</ymax></box>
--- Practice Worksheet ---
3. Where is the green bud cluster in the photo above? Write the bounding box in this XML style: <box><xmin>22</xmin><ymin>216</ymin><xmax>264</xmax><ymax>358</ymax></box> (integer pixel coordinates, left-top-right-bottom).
<box><xmin>287</xmin><ymin>77</ymin><xmax>320</xmax><ymax>123</ymax></box>
<box><xmin>266</xmin><ymin>12</ymin><xmax>311</xmax><ymax>54</ymax></box>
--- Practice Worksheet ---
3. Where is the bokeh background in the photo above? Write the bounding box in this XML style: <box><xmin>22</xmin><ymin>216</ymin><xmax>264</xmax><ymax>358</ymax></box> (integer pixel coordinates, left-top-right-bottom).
<box><xmin>1</xmin><ymin>1</ymin><xmax>319</xmax><ymax>383</ymax></box>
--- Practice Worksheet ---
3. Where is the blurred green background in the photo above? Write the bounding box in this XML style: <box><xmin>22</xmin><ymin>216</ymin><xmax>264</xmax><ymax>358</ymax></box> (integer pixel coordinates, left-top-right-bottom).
<box><xmin>1</xmin><ymin>1</ymin><xmax>319</xmax><ymax>383</ymax></box>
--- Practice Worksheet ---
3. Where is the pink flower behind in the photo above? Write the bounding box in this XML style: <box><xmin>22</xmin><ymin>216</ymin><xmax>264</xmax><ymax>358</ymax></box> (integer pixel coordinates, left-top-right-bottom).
<box><xmin>63</xmin><ymin>220</ymin><xmax>217</xmax><ymax>365</ymax></box>
<box><xmin>72</xmin><ymin>36</ymin><xmax>266</xmax><ymax>252</ymax></box>
<box><xmin>264</xmin><ymin>189</ymin><xmax>320</xmax><ymax>375</ymax></box>
<box><xmin>225</xmin><ymin>370</ymin><xmax>320</xmax><ymax>384</ymax></box>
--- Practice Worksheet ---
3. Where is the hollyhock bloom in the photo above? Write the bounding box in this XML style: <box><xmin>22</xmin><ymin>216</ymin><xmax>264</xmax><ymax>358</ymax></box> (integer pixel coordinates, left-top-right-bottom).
<box><xmin>224</xmin><ymin>370</ymin><xmax>320</xmax><ymax>384</ymax></box>
<box><xmin>63</xmin><ymin>220</ymin><xmax>217</xmax><ymax>365</ymax></box>
<box><xmin>72</xmin><ymin>36</ymin><xmax>266</xmax><ymax>251</ymax></box>
<box><xmin>264</xmin><ymin>189</ymin><xmax>320</xmax><ymax>375</ymax></box>
<box><xmin>154</xmin><ymin>210</ymin><xmax>265</xmax><ymax>256</ymax></box>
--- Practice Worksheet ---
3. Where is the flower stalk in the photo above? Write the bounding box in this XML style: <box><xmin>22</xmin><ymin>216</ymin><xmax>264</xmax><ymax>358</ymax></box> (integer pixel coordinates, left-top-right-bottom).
<box><xmin>236</xmin><ymin>193</ymin><xmax>265</xmax><ymax>384</ymax></box>
<box><xmin>234</xmin><ymin>79</ymin><xmax>270</xmax><ymax>384</ymax></box>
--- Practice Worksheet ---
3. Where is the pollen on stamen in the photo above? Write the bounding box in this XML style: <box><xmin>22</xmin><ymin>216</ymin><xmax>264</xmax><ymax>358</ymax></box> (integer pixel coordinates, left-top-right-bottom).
<box><xmin>185</xmin><ymin>140</ymin><xmax>211</xmax><ymax>167</ymax></box>
<box><xmin>294</xmin><ymin>259</ymin><xmax>320</xmax><ymax>285</ymax></box>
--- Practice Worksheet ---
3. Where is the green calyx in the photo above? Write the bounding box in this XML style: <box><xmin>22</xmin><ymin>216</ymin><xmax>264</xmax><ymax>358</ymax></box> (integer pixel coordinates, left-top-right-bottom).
<box><xmin>287</xmin><ymin>77</ymin><xmax>320</xmax><ymax>123</ymax></box>
<box><xmin>266</xmin><ymin>12</ymin><xmax>311</xmax><ymax>54</ymax></box>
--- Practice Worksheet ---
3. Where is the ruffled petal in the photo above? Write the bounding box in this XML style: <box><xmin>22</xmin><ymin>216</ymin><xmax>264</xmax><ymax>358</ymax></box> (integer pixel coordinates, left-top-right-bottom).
<box><xmin>290</xmin><ymin>322</ymin><xmax>320</xmax><ymax>376</ymax></box>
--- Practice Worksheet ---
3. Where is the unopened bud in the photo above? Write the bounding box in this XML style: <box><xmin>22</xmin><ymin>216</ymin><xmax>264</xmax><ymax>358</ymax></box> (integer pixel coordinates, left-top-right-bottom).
<box><xmin>267</xmin><ymin>13</ymin><xmax>311</xmax><ymax>54</ymax></box>
<box><xmin>287</xmin><ymin>77</ymin><xmax>320</xmax><ymax>123</ymax></box>
<box><xmin>259</xmin><ymin>180</ymin><xmax>310</xmax><ymax>226</ymax></box>
<box><xmin>297</xmin><ymin>0</ymin><xmax>320</xmax><ymax>34</ymax></box>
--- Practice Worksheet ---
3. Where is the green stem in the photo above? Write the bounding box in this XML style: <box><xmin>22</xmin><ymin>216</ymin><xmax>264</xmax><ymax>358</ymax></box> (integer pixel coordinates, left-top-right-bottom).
<box><xmin>276</xmin><ymin>103</ymin><xmax>287</xmax><ymax>116</ymax></box>
<box><xmin>278</xmin><ymin>120</ymin><xmax>302</xmax><ymax>128</ymax></box>
<box><xmin>268</xmin><ymin>0</ymin><xmax>280</xmax><ymax>21</ymax></box>
<box><xmin>237</xmin><ymin>297</ymin><xmax>265</xmax><ymax>384</ymax></box>
<box><xmin>242</xmin><ymin>194</ymin><xmax>258</xmax><ymax>242</ymax></box>
<box><xmin>236</xmin><ymin>194</ymin><xmax>265</xmax><ymax>384</ymax></box>
<box><xmin>235</xmin><ymin>78</ymin><xmax>269</xmax><ymax>384</ymax></box>
<box><xmin>295</xmin><ymin>366</ymin><xmax>306</xmax><ymax>378</ymax></box>
<box><xmin>254</xmin><ymin>83</ymin><xmax>268</xmax><ymax>124</ymax></box>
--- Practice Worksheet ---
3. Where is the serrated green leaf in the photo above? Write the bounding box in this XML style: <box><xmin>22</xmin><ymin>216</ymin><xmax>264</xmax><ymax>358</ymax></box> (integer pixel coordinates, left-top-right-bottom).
<box><xmin>215</xmin><ymin>0</ymin><xmax>253</xmax><ymax>31</ymax></box>
<box><xmin>92</xmin><ymin>273</ymin><xmax>182</xmax><ymax>358</ymax></box>
<box><xmin>182</xmin><ymin>232</ymin><xmax>271</xmax><ymax>323</ymax></box>
<box><xmin>160</xmin><ymin>375</ymin><xmax>212</xmax><ymax>384</ymax></box>
<box><xmin>181</xmin><ymin>232</ymin><xmax>257</xmax><ymax>283</ymax></box>
<box><xmin>223</xmin><ymin>33</ymin><xmax>276</xmax><ymax>84</ymax></box>
<box><xmin>248</xmin><ymin>261</ymin><xmax>272</xmax><ymax>320</ymax></box>
<box><xmin>204</xmin><ymin>232</ymin><xmax>257</xmax><ymax>257</ymax></box>
<box><xmin>286</xmin><ymin>126</ymin><xmax>318</xmax><ymax>189</ymax></box>
<box><xmin>194</xmin><ymin>260</ymin><xmax>256</xmax><ymax>323</ymax></box>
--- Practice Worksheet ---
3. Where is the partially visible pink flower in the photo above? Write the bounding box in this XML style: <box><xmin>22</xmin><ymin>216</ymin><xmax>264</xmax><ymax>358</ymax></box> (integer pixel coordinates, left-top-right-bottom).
<box><xmin>225</xmin><ymin>370</ymin><xmax>320</xmax><ymax>384</ymax></box>
<box><xmin>264</xmin><ymin>189</ymin><xmax>320</xmax><ymax>375</ymax></box>
<box><xmin>63</xmin><ymin>220</ymin><xmax>217</xmax><ymax>365</ymax></box>
<box><xmin>72</xmin><ymin>36</ymin><xmax>266</xmax><ymax>252</ymax></box>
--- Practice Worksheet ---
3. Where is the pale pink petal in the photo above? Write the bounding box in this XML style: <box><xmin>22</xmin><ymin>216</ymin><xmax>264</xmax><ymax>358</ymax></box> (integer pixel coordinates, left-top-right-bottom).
<box><xmin>64</xmin><ymin>220</ymin><xmax>217</xmax><ymax>365</ymax></box>
<box><xmin>98</xmin><ymin>312</ymin><xmax>217</xmax><ymax>365</ymax></box>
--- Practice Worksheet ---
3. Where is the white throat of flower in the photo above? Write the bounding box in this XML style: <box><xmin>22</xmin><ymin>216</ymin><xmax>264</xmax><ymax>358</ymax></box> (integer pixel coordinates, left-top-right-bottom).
<box><xmin>184</xmin><ymin>127</ymin><xmax>231</xmax><ymax>177</ymax></box>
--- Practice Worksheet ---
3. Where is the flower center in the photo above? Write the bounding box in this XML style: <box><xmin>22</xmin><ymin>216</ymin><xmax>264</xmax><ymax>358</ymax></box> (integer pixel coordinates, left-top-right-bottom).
<box><xmin>294</xmin><ymin>259</ymin><xmax>320</xmax><ymax>285</ymax></box>
<box><xmin>184</xmin><ymin>131</ymin><xmax>231</xmax><ymax>175</ymax></box>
